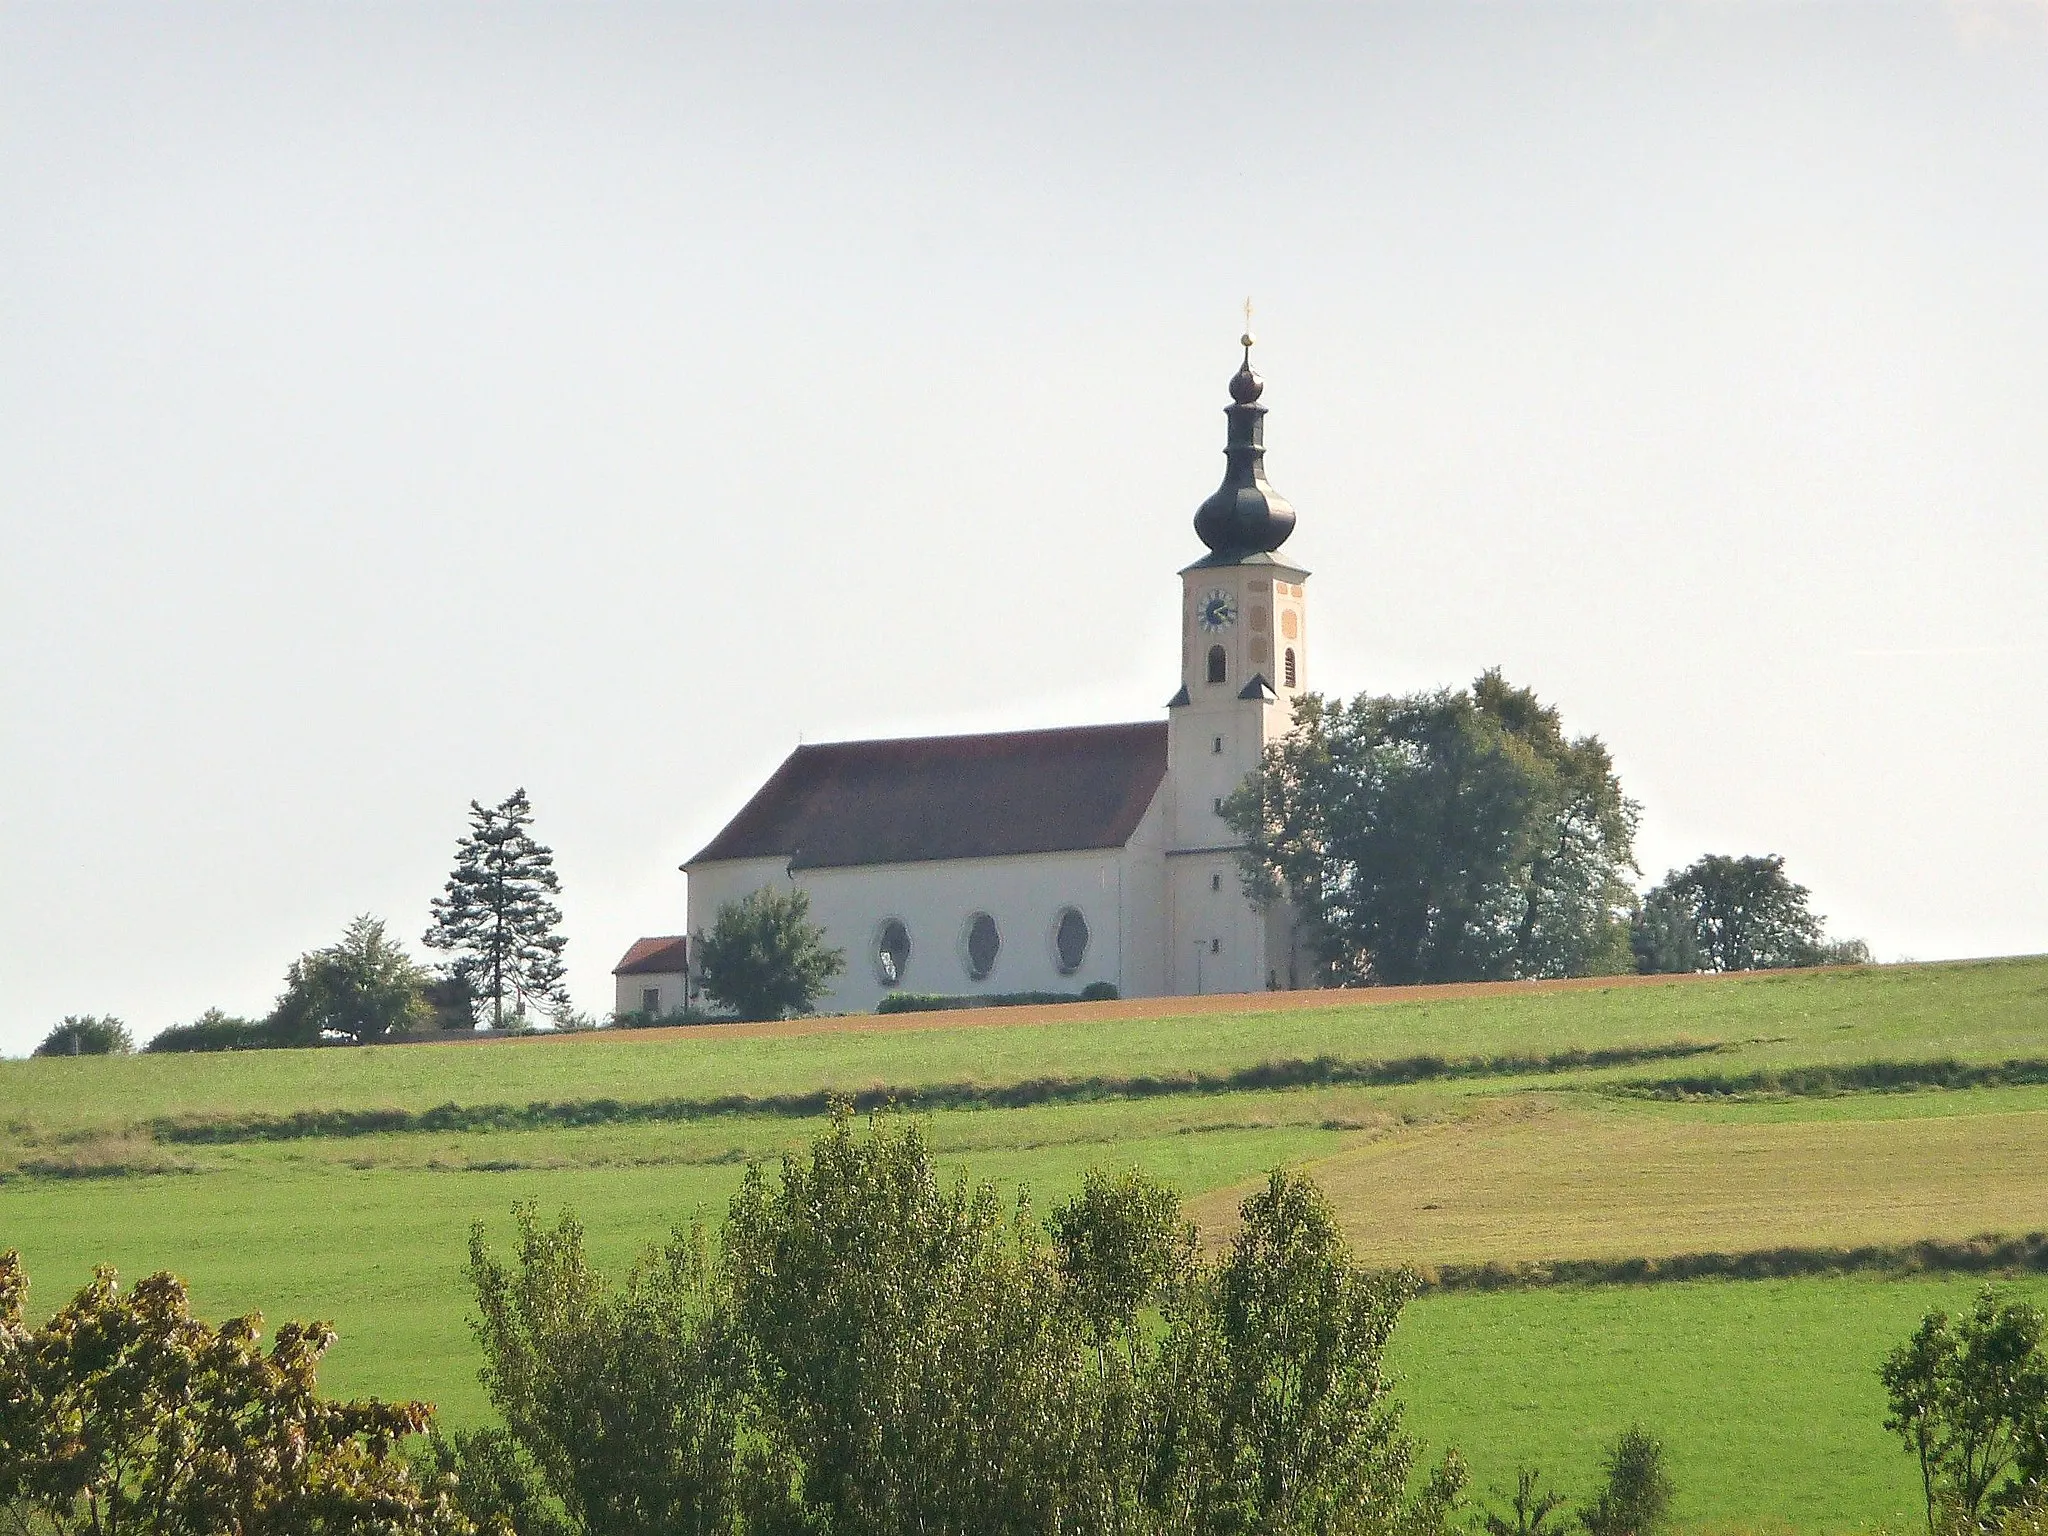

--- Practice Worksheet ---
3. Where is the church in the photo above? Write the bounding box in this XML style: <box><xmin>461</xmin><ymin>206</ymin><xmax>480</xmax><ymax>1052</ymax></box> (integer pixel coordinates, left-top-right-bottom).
<box><xmin>616</xmin><ymin>332</ymin><xmax>1315</xmax><ymax>1016</ymax></box>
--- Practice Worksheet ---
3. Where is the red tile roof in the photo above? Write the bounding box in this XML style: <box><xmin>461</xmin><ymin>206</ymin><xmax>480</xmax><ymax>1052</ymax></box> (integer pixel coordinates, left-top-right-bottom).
<box><xmin>688</xmin><ymin>722</ymin><xmax>1169</xmax><ymax>871</ymax></box>
<box><xmin>613</xmin><ymin>935</ymin><xmax>689</xmax><ymax>975</ymax></box>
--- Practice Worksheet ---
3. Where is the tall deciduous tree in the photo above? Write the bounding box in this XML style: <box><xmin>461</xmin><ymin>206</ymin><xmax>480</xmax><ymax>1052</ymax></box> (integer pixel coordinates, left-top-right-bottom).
<box><xmin>1224</xmin><ymin>670</ymin><xmax>1639</xmax><ymax>986</ymax></box>
<box><xmin>425</xmin><ymin>789</ymin><xmax>569</xmax><ymax>1029</ymax></box>
<box><xmin>465</xmin><ymin>1207</ymin><xmax>750</xmax><ymax>1536</ymax></box>
<box><xmin>1632</xmin><ymin>854</ymin><xmax>1864</xmax><ymax>974</ymax></box>
<box><xmin>464</xmin><ymin>1112</ymin><xmax>1465</xmax><ymax>1536</ymax></box>
<box><xmin>1189</xmin><ymin>1169</ymin><xmax>1465</xmax><ymax>1536</ymax></box>
<box><xmin>724</xmin><ymin>1112</ymin><xmax>1112</xmax><ymax>1536</ymax></box>
<box><xmin>270</xmin><ymin>915</ymin><xmax>433</xmax><ymax>1045</ymax></box>
<box><xmin>695</xmin><ymin>886</ymin><xmax>846</xmax><ymax>1023</ymax></box>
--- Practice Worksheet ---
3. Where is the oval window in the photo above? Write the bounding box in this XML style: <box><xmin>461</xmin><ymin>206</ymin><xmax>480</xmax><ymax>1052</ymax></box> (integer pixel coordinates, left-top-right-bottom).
<box><xmin>875</xmin><ymin>918</ymin><xmax>911</xmax><ymax>987</ymax></box>
<box><xmin>964</xmin><ymin>912</ymin><xmax>1000</xmax><ymax>981</ymax></box>
<box><xmin>1054</xmin><ymin>908</ymin><xmax>1089</xmax><ymax>975</ymax></box>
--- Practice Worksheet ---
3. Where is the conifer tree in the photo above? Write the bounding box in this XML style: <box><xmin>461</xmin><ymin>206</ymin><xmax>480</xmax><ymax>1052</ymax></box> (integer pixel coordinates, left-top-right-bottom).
<box><xmin>424</xmin><ymin>788</ymin><xmax>569</xmax><ymax>1029</ymax></box>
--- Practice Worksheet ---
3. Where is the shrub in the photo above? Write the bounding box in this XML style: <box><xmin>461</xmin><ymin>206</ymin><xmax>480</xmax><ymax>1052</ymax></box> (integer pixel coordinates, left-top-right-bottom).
<box><xmin>875</xmin><ymin>989</ymin><xmax>1092</xmax><ymax>1014</ymax></box>
<box><xmin>1476</xmin><ymin>1467</ymin><xmax>1572</xmax><ymax>1536</ymax></box>
<box><xmin>423</xmin><ymin>974</ymin><xmax>476</xmax><ymax>1032</ymax></box>
<box><xmin>32</xmin><ymin>1015</ymin><xmax>133</xmax><ymax>1057</ymax></box>
<box><xmin>696</xmin><ymin>887</ymin><xmax>846</xmax><ymax>1022</ymax></box>
<box><xmin>144</xmin><ymin>1008</ymin><xmax>269</xmax><ymax>1053</ymax></box>
<box><xmin>1079</xmin><ymin>981</ymin><xmax>1120</xmax><ymax>1001</ymax></box>
<box><xmin>1580</xmin><ymin>1425</ymin><xmax>1675</xmax><ymax>1536</ymax></box>
<box><xmin>606</xmin><ymin>1006</ymin><xmax>713</xmax><ymax>1030</ymax></box>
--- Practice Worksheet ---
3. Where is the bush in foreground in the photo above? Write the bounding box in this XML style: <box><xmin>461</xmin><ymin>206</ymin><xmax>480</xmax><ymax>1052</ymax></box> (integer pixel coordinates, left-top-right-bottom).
<box><xmin>1579</xmin><ymin>1426</ymin><xmax>1676</xmax><ymax>1536</ymax></box>
<box><xmin>462</xmin><ymin>1110</ymin><xmax>1465</xmax><ymax>1536</ymax></box>
<box><xmin>0</xmin><ymin>1251</ymin><xmax>470</xmax><ymax>1535</ymax></box>
<box><xmin>1475</xmin><ymin>1428</ymin><xmax>1673</xmax><ymax>1536</ymax></box>
<box><xmin>1883</xmin><ymin>1286</ymin><xmax>2048</xmax><ymax>1533</ymax></box>
<box><xmin>32</xmin><ymin>1015</ymin><xmax>133</xmax><ymax>1056</ymax></box>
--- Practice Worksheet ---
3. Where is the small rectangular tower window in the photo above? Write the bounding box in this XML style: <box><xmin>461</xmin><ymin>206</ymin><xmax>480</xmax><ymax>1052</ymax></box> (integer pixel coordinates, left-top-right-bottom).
<box><xmin>1210</xmin><ymin>938</ymin><xmax>1221</xmax><ymax>954</ymax></box>
<box><xmin>1207</xmin><ymin>645</ymin><xmax>1227</xmax><ymax>684</ymax></box>
<box><xmin>1212</xmin><ymin>735</ymin><xmax>1223</xmax><ymax>754</ymax></box>
<box><xmin>1284</xmin><ymin>648</ymin><xmax>1297</xmax><ymax>688</ymax></box>
<box><xmin>1212</xmin><ymin>797</ymin><xmax>1224</xmax><ymax>815</ymax></box>
<box><xmin>1211</xmin><ymin>873</ymin><xmax>1222</xmax><ymax>892</ymax></box>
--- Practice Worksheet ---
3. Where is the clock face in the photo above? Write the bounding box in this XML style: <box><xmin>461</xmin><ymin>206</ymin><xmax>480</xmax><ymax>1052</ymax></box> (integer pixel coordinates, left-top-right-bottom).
<box><xmin>1197</xmin><ymin>588</ymin><xmax>1238</xmax><ymax>633</ymax></box>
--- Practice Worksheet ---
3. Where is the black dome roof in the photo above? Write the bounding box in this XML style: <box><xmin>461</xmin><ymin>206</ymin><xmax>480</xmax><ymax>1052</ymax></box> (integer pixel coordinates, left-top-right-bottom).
<box><xmin>1193</xmin><ymin>342</ymin><xmax>1296</xmax><ymax>558</ymax></box>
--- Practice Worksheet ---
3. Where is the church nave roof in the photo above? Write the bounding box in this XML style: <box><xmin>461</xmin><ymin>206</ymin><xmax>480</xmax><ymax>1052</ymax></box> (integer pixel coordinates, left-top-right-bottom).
<box><xmin>687</xmin><ymin>721</ymin><xmax>1168</xmax><ymax>872</ymax></box>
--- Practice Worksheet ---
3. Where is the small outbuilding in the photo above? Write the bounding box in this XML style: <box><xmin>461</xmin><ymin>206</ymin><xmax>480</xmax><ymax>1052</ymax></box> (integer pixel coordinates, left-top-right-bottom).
<box><xmin>612</xmin><ymin>935</ymin><xmax>689</xmax><ymax>1019</ymax></box>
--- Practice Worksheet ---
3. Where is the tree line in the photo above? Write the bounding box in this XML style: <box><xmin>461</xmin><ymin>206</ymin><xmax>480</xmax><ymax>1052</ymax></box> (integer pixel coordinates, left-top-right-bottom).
<box><xmin>31</xmin><ymin>669</ymin><xmax>1877</xmax><ymax>1052</ymax></box>
<box><xmin>1222</xmin><ymin>669</ymin><xmax>1869</xmax><ymax>990</ymax></box>
<box><xmin>5</xmin><ymin>1110</ymin><xmax>2044</xmax><ymax>1535</ymax></box>
<box><xmin>33</xmin><ymin>790</ymin><xmax>574</xmax><ymax>1057</ymax></box>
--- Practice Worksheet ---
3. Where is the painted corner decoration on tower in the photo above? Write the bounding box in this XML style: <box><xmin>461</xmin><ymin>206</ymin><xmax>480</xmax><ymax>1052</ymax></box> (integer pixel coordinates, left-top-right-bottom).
<box><xmin>632</xmin><ymin>331</ymin><xmax>1314</xmax><ymax>1012</ymax></box>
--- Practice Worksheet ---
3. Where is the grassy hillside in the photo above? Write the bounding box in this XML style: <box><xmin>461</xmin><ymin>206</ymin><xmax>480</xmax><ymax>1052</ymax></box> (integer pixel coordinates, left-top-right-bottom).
<box><xmin>5</xmin><ymin>959</ymin><xmax>2042</xmax><ymax>1134</ymax></box>
<box><xmin>2</xmin><ymin>956</ymin><xmax>2045</xmax><ymax>1531</ymax></box>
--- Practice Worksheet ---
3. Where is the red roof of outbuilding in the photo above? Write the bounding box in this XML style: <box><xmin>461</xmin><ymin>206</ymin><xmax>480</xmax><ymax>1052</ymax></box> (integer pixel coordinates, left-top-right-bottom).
<box><xmin>613</xmin><ymin>935</ymin><xmax>689</xmax><ymax>975</ymax></box>
<box><xmin>687</xmin><ymin>722</ymin><xmax>1169</xmax><ymax>871</ymax></box>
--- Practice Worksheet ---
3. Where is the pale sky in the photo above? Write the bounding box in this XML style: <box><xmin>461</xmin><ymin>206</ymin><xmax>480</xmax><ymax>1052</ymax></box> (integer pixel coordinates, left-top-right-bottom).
<box><xmin>4</xmin><ymin>4</ymin><xmax>2045</xmax><ymax>1054</ymax></box>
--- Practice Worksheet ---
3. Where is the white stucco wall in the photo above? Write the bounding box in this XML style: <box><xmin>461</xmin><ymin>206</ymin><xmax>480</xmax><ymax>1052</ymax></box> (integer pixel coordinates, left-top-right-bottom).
<box><xmin>1165</xmin><ymin>850</ymin><xmax>1271</xmax><ymax>995</ymax></box>
<box><xmin>1159</xmin><ymin>557</ymin><xmax>1312</xmax><ymax>995</ymax></box>
<box><xmin>687</xmin><ymin>827</ymin><xmax>1162</xmax><ymax>1015</ymax></box>
<box><xmin>614</xmin><ymin>971</ymin><xmax>686</xmax><ymax>1017</ymax></box>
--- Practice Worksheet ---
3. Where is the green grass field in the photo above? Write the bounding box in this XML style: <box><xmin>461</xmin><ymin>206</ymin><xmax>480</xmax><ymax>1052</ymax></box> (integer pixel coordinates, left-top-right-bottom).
<box><xmin>3</xmin><ymin>957</ymin><xmax>2046</xmax><ymax>1531</ymax></box>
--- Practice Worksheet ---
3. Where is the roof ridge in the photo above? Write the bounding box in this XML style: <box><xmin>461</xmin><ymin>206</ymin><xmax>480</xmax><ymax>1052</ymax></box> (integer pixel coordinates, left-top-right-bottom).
<box><xmin>792</xmin><ymin>719</ymin><xmax>1161</xmax><ymax>754</ymax></box>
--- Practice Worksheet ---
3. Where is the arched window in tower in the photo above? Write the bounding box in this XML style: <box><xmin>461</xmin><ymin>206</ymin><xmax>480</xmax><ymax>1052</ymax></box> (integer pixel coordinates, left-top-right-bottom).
<box><xmin>1207</xmin><ymin>645</ymin><xmax>1227</xmax><ymax>684</ymax></box>
<box><xmin>1284</xmin><ymin>647</ymin><xmax>1297</xmax><ymax>688</ymax></box>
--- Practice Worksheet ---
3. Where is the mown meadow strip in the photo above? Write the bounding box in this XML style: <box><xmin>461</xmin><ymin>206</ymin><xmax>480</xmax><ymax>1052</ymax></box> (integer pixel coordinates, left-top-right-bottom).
<box><xmin>147</xmin><ymin>1040</ymin><xmax>1724</xmax><ymax>1145</ymax></box>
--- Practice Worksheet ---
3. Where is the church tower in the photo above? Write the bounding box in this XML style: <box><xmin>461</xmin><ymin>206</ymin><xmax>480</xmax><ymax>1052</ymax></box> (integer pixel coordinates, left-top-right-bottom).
<box><xmin>1163</xmin><ymin>329</ymin><xmax>1309</xmax><ymax>994</ymax></box>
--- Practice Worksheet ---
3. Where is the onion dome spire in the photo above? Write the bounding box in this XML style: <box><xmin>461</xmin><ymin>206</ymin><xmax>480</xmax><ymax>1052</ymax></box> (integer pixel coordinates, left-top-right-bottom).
<box><xmin>1193</xmin><ymin>314</ymin><xmax>1297</xmax><ymax>557</ymax></box>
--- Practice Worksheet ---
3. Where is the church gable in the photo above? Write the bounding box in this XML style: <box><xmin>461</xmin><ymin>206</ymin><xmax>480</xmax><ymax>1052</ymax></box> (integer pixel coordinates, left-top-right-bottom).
<box><xmin>689</xmin><ymin>722</ymin><xmax>1169</xmax><ymax>872</ymax></box>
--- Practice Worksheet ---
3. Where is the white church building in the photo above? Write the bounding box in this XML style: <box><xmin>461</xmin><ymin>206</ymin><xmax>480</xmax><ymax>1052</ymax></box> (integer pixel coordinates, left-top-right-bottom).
<box><xmin>617</xmin><ymin>334</ymin><xmax>1315</xmax><ymax>1015</ymax></box>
